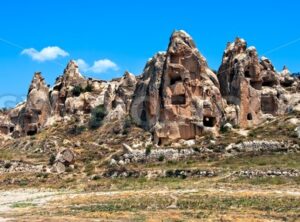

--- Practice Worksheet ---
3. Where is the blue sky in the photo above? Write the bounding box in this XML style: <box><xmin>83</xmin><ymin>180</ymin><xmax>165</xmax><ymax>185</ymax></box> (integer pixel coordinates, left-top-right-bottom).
<box><xmin>0</xmin><ymin>0</ymin><xmax>300</xmax><ymax>107</ymax></box>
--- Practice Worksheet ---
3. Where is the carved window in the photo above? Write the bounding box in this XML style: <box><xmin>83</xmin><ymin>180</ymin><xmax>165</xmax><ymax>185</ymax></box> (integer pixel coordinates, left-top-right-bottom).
<box><xmin>203</xmin><ymin>116</ymin><xmax>216</xmax><ymax>127</ymax></box>
<box><xmin>171</xmin><ymin>94</ymin><xmax>186</xmax><ymax>105</ymax></box>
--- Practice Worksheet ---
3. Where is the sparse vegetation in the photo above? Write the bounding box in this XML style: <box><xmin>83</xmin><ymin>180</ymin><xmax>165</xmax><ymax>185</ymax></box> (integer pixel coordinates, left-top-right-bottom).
<box><xmin>72</xmin><ymin>85</ymin><xmax>83</xmax><ymax>97</ymax></box>
<box><xmin>145</xmin><ymin>145</ymin><xmax>152</xmax><ymax>156</ymax></box>
<box><xmin>88</xmin><ymin>105</ymin><xmax>107</xmax><ymax>129</ymax></box>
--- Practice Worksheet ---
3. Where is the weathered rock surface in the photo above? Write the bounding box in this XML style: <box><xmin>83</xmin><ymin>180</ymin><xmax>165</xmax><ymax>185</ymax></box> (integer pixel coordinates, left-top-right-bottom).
<box><xmin>132</xmin><ymin>30</ymin><xmax>225</xmax><ymax>145</ymax></box>
<box><xmin>8</xmin><ymin>72</ymin><xmax>51</xmax><ymax>136</ymax></box>
<box><xmin>234</xmin><ymin>169</ymin><xmax>300</xmax><ymax>178</ymax></box>
<box><xmin>218</xmin><ymin>38</ymin><xmax>300</xmax><ymax>128</ymax></box>
<box><xmin>225</xmin><ymin>140</ymin><xmax>298</xmax><ymax>154</ymax></box>
<box><xmin>52</xmin><ymin>148</ymin><xmax>75</xmax><ymax>173</ymax></box>
<box><xmin>105</xmin><ymin>71</ymin><xmax>137</xmax><ymax>121</ymax></box>
<box><xmin>0</xmin><ymin>31</ymin><xmax>299</xmax><ymax>147</ymax></box>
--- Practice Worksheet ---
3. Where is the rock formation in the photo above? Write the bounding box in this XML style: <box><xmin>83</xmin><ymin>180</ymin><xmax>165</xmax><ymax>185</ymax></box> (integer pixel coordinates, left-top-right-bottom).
<box><xmin>104</xmin><ymin>71</ymin><xmax>137</xmax><ymax>121</ymax></box>
<box><xmin>50</xmin><ymin>60</ymin><xmax>86</xmax><ymax>116</ymax></box>
<box><xmin>131</xmin><ymin>52</ymin><xmax>166</xmax><ymax>129</ymax></box>
<box><xmin>0</xmin><ymin>31</ymin><xmax>299</xmax><ymax>146</ymax></box>
<box><xmin>8</xmin><ymin>72</ymin><xmax>51</xmax><ymax>136</ymax></box>
<box><xmin>218</xmin><ymin>38</ymin><xmax>300</xmax><ymax>128</ymax></box>
<box><xmin>132</xmin><ymin>30</ymin><xmax>225</xmax><ymax>145</ymax></box>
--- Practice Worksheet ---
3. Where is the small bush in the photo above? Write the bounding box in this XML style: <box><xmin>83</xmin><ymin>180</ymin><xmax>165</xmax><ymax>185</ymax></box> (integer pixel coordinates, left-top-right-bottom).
<box><xmin>72</xmin><ymin>85</ymin><xmax>83</xmax><ymax>97</ymax></box>
<box><xmin>145</xmin><ymin>145</ymin><xmax>152</xmax><ymax>156</ymax></box>
<box><xmin>89</xmin><ymin>105</ymin><xmax>107</xmax><ymax>129</ymax></box>
<box><xmin>68</xmin><ymin>125</ymin><xmax>86</xmax><ymax>135</ymax></box>
<box><xmin>49</xmin><ymin>154</ymin><xmax>56</xmax><ymax>165</ymax></box>
<box><xmin>158</xmin><ymin>154</ymin><xmax>165</xmax><ymax>162</ymax></box>
<box><xmin>4</xmin><ymin>162</ymin><xmax>12</xmax><ymax>169</ymax></box>
<box><xmin>84</xmin><ymin>84</ymin><xmax>93</xmax><ymax>92</ymax></box>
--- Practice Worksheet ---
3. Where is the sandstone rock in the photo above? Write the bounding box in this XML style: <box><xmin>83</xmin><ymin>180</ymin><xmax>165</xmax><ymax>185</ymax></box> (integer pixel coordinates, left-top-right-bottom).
<box><xmin>182</xmin><ymin>139</ymin><xmax>196</xmax><ymax>147</ymax></box>
<box><xmin>131</xmin><ymin>30</ymin><xmax>224</xmax><ymax>145</ymax></box>
<box><xmin>218</xmin><ymin>38</ymin><xmax>263</xmax><ymax>128</ymax></box>
<box><xmin>104</xmin><ymin>72</ymin><xmax>137</xmax><ymax>121</ymax></box>
<box><xmin>218</xmin><ymin>38</ymin><xmax>299</xmax><ymax>128</ymax></box>
<box><xmin>223</xmin><ymin>123</ymin><xmax>233</xmax><ymax>131</ymax></box>
<box><xmin>53</xmin><ymin>148</ymin><xmax>75</xmax><ymax>173</ymax></box>
<box><xmin>293</xmin><ymin>104</ymin><xmax>300</xmax><ymax>112</ymax></box>
<box><xmin>131</xmin><ymin>52</ymin><xmax>166</xmax><ymax>129</ymax></box>
<box><xmin>50</xmin><ymin>60</ymin><xmax>86</xmax><ymax>116</ymax></box>
<box><xmin>295</xmin><ymin>126</ymin><xmax>300</xmax><ymax>139</ymax></box>
<box><xmin>122</xmin><ymin>143</ymin><xmax>133</xmax><ymax>153</ymax></box>
<box><xmin>16</xmin><ymin>72</ymin><xmax>51</xmax><ymax>136</ymax></box>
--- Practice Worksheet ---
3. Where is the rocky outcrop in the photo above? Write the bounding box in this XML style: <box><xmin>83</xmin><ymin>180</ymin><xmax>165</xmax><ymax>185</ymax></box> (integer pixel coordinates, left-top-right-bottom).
<box><xmin>218</xmin><ymin>38</ymin><xmax>300</xmax><ymax>128</ymax></box>
<box><xmin>0</xmin><ymin>31</ymin><xmax>299</xmax><ymax>146</ymax></box>
<box><xmin>225</xmin><ymin>140</ymin><xmax>298</xmax><ymax>154</ymax></box>
<box><xmin>131</xmin><ymin>52</ymin><xmax>166</xmax><ymax>129</ymax></box>
<box><xmin>104</xmin><ymin>72</ymin><xmax>137</xmax><ymax>121</ymax></box>
<box><xmin>132</xmin><ymin>30</ymin><xmax>225</xmax><ymax>145</ymax></box>
<box><xmin>52</xmin><ymin>148</ymin><xmax>75</xmax><ymax>173</ymax></box>
<box><xmin>50</xmin><ymin>60</ymin><xmax>86</xmax><ymax>116</ymax></box>
<box><xmin>218</xmin><ymin>38</ymin><xmax>263</xmax><ymax>127</ymax></box>
<box><xmin>234</xmin><ymin>169</ymin><xmax>300</xmax><ymax>178</ymax></box>
<box><xmin>11</xmin><ymin>72</ymin><xmax>51</xmax><ymax>136</ymax></box>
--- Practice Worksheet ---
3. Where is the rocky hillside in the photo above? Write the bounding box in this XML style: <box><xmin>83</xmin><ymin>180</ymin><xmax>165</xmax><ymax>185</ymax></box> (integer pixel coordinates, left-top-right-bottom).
<box><xmin>0</xmin><ymin>31</ymin><xmax>300</xmax><ymax>221</ymax></box>
<box><xmin>0</xmin><ymin>30</ymin><xmax>299</xmax><ymax>146</ymax></box>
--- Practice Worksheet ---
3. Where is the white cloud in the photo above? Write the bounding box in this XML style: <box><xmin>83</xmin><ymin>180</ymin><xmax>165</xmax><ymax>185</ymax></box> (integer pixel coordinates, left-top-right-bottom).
<box><xmin>21</xmin><ymin>46</ymin><xmax>69</xmax><ymax>62</ymax></box>
<box><xmin>76</xmin><ymin>58</ymin><xmax>119</xmax><ymax>74</ymax></box>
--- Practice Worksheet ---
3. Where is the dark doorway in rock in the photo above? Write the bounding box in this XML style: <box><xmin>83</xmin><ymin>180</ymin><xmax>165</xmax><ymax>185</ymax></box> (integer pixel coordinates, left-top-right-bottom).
<box><xmin>141</xmin><ymin>109</ymin><xmax>147</xmax><ymax>122</ymax></box>
<box><xmin>261</xmin><ymin>95</ymin><xmax>277</xmax><ymax>114</ymax></box>
<box><xmin>9</xmin><ymin>127</ymin><xmax>14</xmax><ymax>133</ymax></box>
<box><xmin>262</xmin><ymin>80</ymin><xmax>276</xmax><ymax>87</ymax></box>
<box><xmin>247</xmin><ymin>113</ymin><xmax>253</xmax><ymax>121</ymax></box>
<box><xmin>245</xmin><ymin>71</ymin><xmax>251</xmax><ymax>78</ymax></box>
<box><xmin>250</xmin><ymin>80</ymin><xmax>262</xmax><ymax>90</ymax></box>
<box><xmin>170</xmin><ymin>74</ymin><xmax>182</xmax><ymax>85</ymax></box>
<box><xmin>27</xmin><ymin>129</ymin><xmax>37</xmax><ymax>136</ymax></box>
<box><xmin>203</xmin><ymin>116</ymin><xmax>216</xmax><ymax>127</ymax></box>
<box><xmin>170</xmin><ymin>54</ymin><xmax>180</xmax><ymax>64</ymax></box>
<box><xmin>171</xmin><ymin>94</ymin><xmax>186</xmax><ymax>105</ymax></box>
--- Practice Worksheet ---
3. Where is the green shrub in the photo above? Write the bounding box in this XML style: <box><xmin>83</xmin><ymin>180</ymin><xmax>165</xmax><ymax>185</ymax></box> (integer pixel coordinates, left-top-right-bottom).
<box><xmin>89</xmin><ymin>105</ymin><xmax>107</xmax><ymax>129</ymax></box>
<box><xmin>72</xmin><ymin>85</ymin><xmax>83</xmax><ymax>97</ymax></box>
<box><xmin>145</xmin><ymin>145</ymin><xmax>152</xmax><ymax>156</ymax></box>
<box><xmin>4</xmin><ymin>162</ymin><xmax>12</xmax><ymax>169</ymax></box>
<box><xmin>84</xmin><ymin>84</ymin><xmax>93</xmax><ymax>92</ymax></box>
<box><xmin>158</xmin><ymin>154</ymin><xmax>165</xmax><ymax>162</ymax></box>
<box><xmin>49</xmin><ymin>154</ymin><xmax>56</xmax><ymax>165</ymax></box>
<box><xmin>68</xmin><ymin>125</ymin><xmax>86</xmax><ymax>135</ymax></box>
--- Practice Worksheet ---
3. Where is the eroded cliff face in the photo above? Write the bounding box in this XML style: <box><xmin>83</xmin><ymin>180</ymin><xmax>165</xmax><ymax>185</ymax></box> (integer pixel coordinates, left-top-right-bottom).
<box><xmin>7</xmin><ymin>72</ymin><xmax>51</xmax><ymax>136</ymax></box>
<box><xmin>0</xmin><ymin>31</ymin><xmax>299</xmax><ymax>146</ymax></box>
<box><xmin>50</xmin><ymin>60</ymin><xmax>86</xmax><ymax>116</ymax></box>
<box><xmin>104</xmin><ymin>71</ymin><xmax>137</xmax><ymax>121</ymax></box>
<box><xmin>218</xmin><ymin>38</ymin><xmax>300</xmax><ymax>128</ymax></box>
<box><xmin>132</xmin><ymin>31</ymin><xmax>225</xmax><ymax>145</ymax></box>
<box><xmin>131</xmin><ymin>52</ymin><xmax>166</xmax><ymax>130</ymax></box>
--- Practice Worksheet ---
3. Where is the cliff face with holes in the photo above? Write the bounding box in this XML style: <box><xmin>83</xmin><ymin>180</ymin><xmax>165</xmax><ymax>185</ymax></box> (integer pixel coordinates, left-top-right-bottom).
<box><xmin>131</xmin><ymin>31</ymin><xmax>225</xmax><ymax>145</ymax></box>
<box><xmin>218</xmin><ymin>38</ymin><xmax>300</xmax><ymax>128</ymax></box>
<box><xmin>0</xmin><ymin>30</ymin><xmax>299</xmax><ymax>145</ymax></box>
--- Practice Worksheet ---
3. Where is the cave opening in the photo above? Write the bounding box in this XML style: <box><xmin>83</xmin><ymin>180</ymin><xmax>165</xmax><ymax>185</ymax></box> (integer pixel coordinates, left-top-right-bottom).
<box><xmin>170</xmin><ymin>74</ymin><xmax>182</xmax><ymax>85</ymax></box>
<box><xmin>261</xmin><ymin>95</ymin><xmax>277</xmax><ymax>114</ymax></box>
<box><xmin>247</xmin><ymin>113</ymin><xmax>253</xmax><ymax>121</ymax></box>
<box><xmin>262</xmin><ymin>80</ymin><xmax>276</xmax><ymax>87</ymax></box>
<box><xmin>203</xmin><ymin>116</ymin><xmax>216</xmax><ymax>127</ymax></box>
<box><xmin>171</xmin><ymin>94</ymin><xmax>186</xmax><ymax>105</ymax></box>
<box><xmin>245</xmin><ymin>70</ymin><xmax>251</xmax><ymax>78</ymax></box>
<box><xmin>250</xmin><ymin>80</ymin><xmax>262</xmax><ymax>90</ymax></box>
<box><xmin>9</xmin><ymin>127</ymin><xmax>14</xmax><ymax>133</ymax></box>
<box><xmin>170</xmin><ymin>54</ymin><xmax>180</xmax><ymax>64</ymax></box>
<box><xmin>27</xmin><ymin>129</ymin><xmax>37</xmax><ymax>136</ymax></box>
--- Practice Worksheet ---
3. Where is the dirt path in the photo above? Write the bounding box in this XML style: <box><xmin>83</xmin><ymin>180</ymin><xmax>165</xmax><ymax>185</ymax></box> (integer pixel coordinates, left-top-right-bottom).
<box><xmin>0</xmin><ymin>187</ymin><xmax>300</xmax><ymax>221</ymax></box>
